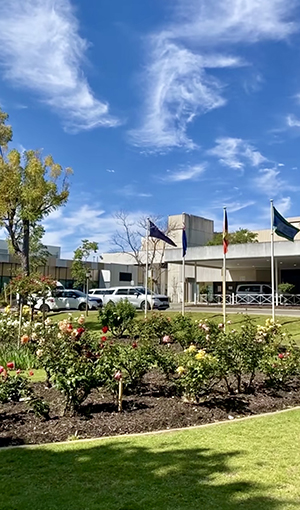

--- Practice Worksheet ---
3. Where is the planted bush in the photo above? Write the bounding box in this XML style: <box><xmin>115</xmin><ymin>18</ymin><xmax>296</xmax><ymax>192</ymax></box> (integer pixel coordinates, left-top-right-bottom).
<box><xmin>38</xmin><ymin>316</ymin><xmax>101</xmax><ymax>414</ymax></box>
<box><xmin>175</xmin><ymin>346</ymin><xmax>219</xmax><ymax>401</ymax></box>
<box><xmin>134</xmin><ymin>313</ymin><xmax>173</xmax><ymax>343</ymax></box>
<box><xmin>98</xmin><ymin>300</ymin><xmax>136</xmax><ymax>338</ymax></box>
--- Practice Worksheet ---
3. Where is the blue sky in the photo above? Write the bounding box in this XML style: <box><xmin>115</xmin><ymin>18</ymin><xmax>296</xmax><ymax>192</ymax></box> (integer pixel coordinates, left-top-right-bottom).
<box><xmin>0</xmin><ymin>0</ymin><xmax>300</xmax><ymax>257</ymax></box>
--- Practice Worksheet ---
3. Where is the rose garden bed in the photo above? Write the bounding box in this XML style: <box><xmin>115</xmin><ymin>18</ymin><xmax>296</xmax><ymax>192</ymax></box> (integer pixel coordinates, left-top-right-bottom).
<box><xmin>1</xmin><ymin>371</ymin><xmax>300</xmax><ymax>447</ymax></box>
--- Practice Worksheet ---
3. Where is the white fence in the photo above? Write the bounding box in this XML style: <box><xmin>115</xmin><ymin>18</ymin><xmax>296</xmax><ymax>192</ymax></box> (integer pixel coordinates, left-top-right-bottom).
<box><xmin>198</xmin><ymin>293</ymin><xmax>300</xmax><ymax>306</ymax></box>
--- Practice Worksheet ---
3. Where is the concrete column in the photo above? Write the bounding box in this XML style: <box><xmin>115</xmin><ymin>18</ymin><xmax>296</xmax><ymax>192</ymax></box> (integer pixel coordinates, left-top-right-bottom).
<box><xmin>194</xmin><ymin>262</ymin><xmax>198</xmax><ymax>303</ymax></box>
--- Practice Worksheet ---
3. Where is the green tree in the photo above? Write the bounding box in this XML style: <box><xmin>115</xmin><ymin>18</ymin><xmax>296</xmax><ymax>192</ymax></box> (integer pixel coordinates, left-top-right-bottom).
<box><xmin>0</xmin><ymin>109</ymin><xmax>12</xmax><ymax>149</ymax></box>
<box><xmin>207</xmin><ymin>228</ymin><xmax>258</xmax><ymax>246</ymax></box>
<box><xmin>71</xmin><ymin>240</ymin><xmax>98</xmax><ymax>289</ymax></box>
<box><xmin>0</xmin><ymin>149</ymin><xmax>71</xmax><ymax>275</ymax></box>
<box><xmin>29</xmin><ymin>224</ymin><xmax>51</xmax><ymax>273</ymax></box>
<box><xmin>0</xmin><ymin>109</ymin><xmax>71</xmax><ymax>276</ymax></box>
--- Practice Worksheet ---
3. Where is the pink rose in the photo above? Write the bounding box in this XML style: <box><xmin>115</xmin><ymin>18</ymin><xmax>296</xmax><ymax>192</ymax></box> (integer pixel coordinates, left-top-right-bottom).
<box><xmin>114</xmin><ymin>370</ymin><xmax>122</xmax><ymax>381</ymax></box>
<box><xmin>162</xmin><ymin>335</ymin><xmax>171</xmax><ymax>344</ymax></box>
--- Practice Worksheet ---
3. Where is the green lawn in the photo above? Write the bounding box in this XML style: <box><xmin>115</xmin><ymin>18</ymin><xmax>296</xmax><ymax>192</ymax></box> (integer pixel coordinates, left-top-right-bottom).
<box><xmin>1</xmin><ymin>409</ymin><xmax>300</xmax><ymax>509</ymax></box>
<box><xmin>53</xmin><ymin>309</ymin><xmax>300</xmax><ymax>342</ymax></box>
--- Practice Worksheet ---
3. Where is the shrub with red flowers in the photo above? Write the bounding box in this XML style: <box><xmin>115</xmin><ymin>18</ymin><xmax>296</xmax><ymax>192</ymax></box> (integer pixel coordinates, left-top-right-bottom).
<box><xmin>260</xmin><ymin>341</ymin><xmax>300</xmax><ymax>386</ymax></box>
<box><xmin>37</xmin><ymin>316</ymin><xmax>102</xmax><ymax>414</ymax></box>
<box><xmin>98</xmin><ymin>300</ymin><xmax>136</xmax><ymax>338</ymax></box>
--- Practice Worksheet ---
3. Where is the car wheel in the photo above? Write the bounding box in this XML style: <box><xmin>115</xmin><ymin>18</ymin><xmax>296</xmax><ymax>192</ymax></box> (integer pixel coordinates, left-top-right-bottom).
<box><xmin>78</xmin><ymin>303</ymin><xmax>86</xmax><ymax>311</ymax></box>
<box><xmin>39</xmin><ymin>303</ymin><xmax>50</xmax><ymax>313</ymax></box>
<box><xmin>140</xmin><ymin>301</ymin><xmax>150</xmax><ymax>311</ymax></box>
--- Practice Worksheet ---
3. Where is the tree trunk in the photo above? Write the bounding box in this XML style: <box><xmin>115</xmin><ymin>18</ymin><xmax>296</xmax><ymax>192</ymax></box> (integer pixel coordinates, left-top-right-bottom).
<box><xmin>22</xmin><ymin>219</ymin><xmax>30</xmax><ymax>275</ymax></box>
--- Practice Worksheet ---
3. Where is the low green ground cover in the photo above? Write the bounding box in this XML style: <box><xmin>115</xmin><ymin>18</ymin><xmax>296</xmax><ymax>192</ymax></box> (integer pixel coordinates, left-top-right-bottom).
<box><xmin>53</xmin><ymin>310</ymin><xmax>300</xmax><ymax>343</ymax></box>
<box><xmin>0</xmin><ymin>409</ymin><xmax>299</xmax><ymax>510</ymax></box>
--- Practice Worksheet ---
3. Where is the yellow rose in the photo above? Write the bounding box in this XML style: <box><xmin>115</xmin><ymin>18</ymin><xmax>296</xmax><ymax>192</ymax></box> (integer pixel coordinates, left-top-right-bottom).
<box><xmin>187</xmin><ymin>345</ymin><xmax>197</xmax><ymax>353</ymax></box>
<box><xmin>176</xmin><ymin>366</ymin><xmax>186</xmax><ymax>375</ymax></box>
<box><xmin>195</xmin><ymin>349</ymin><xmax>206</xmax><ymax>360</ymax></box>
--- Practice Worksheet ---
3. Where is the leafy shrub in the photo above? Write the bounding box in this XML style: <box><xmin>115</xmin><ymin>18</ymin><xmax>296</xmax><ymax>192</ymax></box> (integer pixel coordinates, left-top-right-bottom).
<box><xmin>96</xmin><ymin>342</ymin><xmax>157</xmax><ymax>393</ymax></box>
<box><xmin>170</xmin><ymin>315</ymin><xmax>199</xmax><ymax>348</ymax></box>
<box><xmin>175</xmin><ymin>346</ymin><xmax>219</xmax><ymax>400</ymax></box>
<box><xmin>28</xmin><ymin>396</ymin><xmax>50</xmax><ymax>420</ymax></box>
<box><xmin>38</xmin><ymin>317</ymin><xmax>101</xmax><ymax>414</ymax></box>
<box><xmin>133</xmin><ymin>313</ymin><xmax>173</xmax><ymax>342</ymax></box>
<box><xmin>98</xmin><ymin>300</ymin><xmax>136</xmax><ymax>338</ymax></box>
<box><xmin>0</xmin><ymin>373</ymin><xmax>31</xmax><ymax>403</ymax></box>
<box><xmin>213</xmin><ymin>318</ymin><xmax>266</xmax><ymax>393</ymax></box>
<box><xmin>260</xmin><ymin>343</ymin><xmax>300</xmax><ymax>386</ymax></box>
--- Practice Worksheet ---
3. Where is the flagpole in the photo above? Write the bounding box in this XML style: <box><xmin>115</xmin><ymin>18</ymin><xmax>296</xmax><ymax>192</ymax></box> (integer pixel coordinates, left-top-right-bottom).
<box><xmin>222</xmin><ymin>207</ymin><xmax>227</xmax><ymax>328</ymax></box>
<box><xmin>270</xmin><ymin>199</ymin><xmax>275</xmax><ymax>322</ymax></box>
<box><xmin>182</xmin><ymin>252</ymin><xmax>185</xmax><ymax>317</ymax></box>
<box><xmin>145</xmin><ymin>218</ymin><xmax>149</xmax><ymax>318</ymax></box>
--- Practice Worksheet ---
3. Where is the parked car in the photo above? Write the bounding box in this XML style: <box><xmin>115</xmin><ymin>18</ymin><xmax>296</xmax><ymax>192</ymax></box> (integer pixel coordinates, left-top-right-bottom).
<box><xmin>35</xmin><ymin>289</ymin><xmax>102</xmax><ymax>312</ymax></box>
<box><xmin>90</xmin><ymin>286</ymin><xmax>169</xmax><ymax>310</ymax></box>
<box><xmin>235</xmin><ymin>283</ymin><xmax>272</xmax><ymax>304</ymax></box>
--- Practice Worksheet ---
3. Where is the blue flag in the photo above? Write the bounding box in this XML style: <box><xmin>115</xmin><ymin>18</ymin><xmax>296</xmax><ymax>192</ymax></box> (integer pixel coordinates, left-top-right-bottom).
<box><xmin>182</xmin><ymin>227</ymin><xmax>187</xmax><ymax>257</ymax></box>
<box><xmin>149</xmin><ymin>220</ymin><xmax>177</xmax><ymax>247</ymax></box>
<box><xmin>0</xmin><ymin>146</ymin><xmax>3</xmax><ymax>158</ymax></box>
<box><xmin>273</xmin><ymin>206</ymin><xmax>299</xmax><ymax>242</ymax></box>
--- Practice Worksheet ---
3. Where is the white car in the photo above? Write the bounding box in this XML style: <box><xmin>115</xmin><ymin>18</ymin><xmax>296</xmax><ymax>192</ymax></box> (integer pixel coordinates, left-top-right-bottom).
<box><xmin>90</xmin><ymin>286</ymin><xmax>169</xmax><ymax>310</ymax></box>
<box><xmin>35</xmin><ymin>289</ymin><xmax>103</xmax><ymax>312</ymax></box>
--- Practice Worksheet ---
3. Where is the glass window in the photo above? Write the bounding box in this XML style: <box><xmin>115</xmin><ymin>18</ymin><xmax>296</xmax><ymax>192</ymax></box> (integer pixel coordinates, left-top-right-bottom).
<box><xmin>119</xmin><ymin>272</ymin><xmax>132</xmax><ymax>282</ymax></box>
<box><xmin>116</xmin><ymin>289</ymin><xmax>128</xmax><ymax>295</ymax></box>
<box><xmin>262</xmin><ymin>285</ymin><xmax>271</xmax><ymax>294</ymax></box>
<box><xmin>128</xmin><ymin>289</ymin><xmax>138</xmax><ymax>295</ymax></box>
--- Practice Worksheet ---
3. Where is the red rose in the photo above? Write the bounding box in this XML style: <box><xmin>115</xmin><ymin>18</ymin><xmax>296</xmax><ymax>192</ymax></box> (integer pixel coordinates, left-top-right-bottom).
<box><xmin>278</xmin><ymin>353</ymin><xmax>284</xmax><ymax>359</ymax></box>
<box><xmin>76</xmin><ymin>327</ymin><xmax>85</xmax><ymax>337</ymax></box>
<box><xmin>101</xmin><ymin>336</ymin><xmax>107</xmax><ymax>342</ymax></box>
<box><xmin>67</xmin><ymin>323</ymin><xmax>73</xmax><ymax>331</ymax></box>
<box><xmin>29</xmin><ymin>370</ymin><xmax>34</xmax><ymax>376</ymax></box>
<box><xmin>7</xmin><ymin>362</ymin><xmax>15</xmax><ymax>370</ymax></box>
<box><xmin>132</xmin><ymin>342</ymin><xmax>138</xmax><ymax>349</ymax></box>
<box><xmin>102</xmin><ymin>326</ymin><xmax>109</xmax><ymax>333</ymax></box>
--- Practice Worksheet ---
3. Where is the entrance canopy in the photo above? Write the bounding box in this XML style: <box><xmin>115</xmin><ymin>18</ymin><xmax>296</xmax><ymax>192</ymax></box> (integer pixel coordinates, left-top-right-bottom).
<box><xmin>164</xmin><ymin>241</ymin><xmax>300</xmax><ymax>271</ymax></box>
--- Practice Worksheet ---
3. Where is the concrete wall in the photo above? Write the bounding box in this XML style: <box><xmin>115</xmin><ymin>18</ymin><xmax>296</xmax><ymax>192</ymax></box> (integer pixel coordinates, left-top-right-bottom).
<box><xmin>168</xmin><ymin>213</ymin><xmax>214</xmax><ymax>248</ymax></box>
<box><xmin>254</xmin><ymin>217</ymin><xmax>300</xmax><ymax>243</ymax></box>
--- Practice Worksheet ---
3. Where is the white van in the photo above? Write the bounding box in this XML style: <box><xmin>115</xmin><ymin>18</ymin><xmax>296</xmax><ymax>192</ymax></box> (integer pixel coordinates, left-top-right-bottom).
<box><xmin>236</xmin><ymin>284</ymin><xmax>272</xmax><ymax>304</ymax></box>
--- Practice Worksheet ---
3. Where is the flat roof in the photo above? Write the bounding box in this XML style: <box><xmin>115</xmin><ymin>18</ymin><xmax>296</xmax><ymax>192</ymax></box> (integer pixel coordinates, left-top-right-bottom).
<box><xmin>164</xmin><ymin>241</ymin><xmax>300</xmax><ymax>270</ymax></box>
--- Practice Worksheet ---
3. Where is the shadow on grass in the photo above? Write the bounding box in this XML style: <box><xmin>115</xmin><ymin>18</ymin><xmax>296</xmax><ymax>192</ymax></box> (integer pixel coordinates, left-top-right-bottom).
<box><xmin>0</xmin><ymin>440</ymin><xmax>298</xmax><ymax>510</ymax></box>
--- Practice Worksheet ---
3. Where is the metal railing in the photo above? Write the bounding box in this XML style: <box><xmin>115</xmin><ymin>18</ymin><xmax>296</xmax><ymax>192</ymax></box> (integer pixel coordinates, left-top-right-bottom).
<box><xmin>198</xmin><ymin>293</ymin><xmax>300</xmax><ymax>306</ymax></box>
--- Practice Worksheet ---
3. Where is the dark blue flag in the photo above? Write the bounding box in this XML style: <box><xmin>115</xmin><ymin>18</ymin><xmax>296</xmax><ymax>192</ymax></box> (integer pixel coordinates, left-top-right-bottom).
<box><xmin>0</xmin><ymin>146</ymin><xmax>3</xmax><ymax>158</ymax></box>
<box><xmin>149</xmin><ymin>220</ymin><xmax>177</xmax><ymax>247</ymax></box>
<box><xmin>273</xmin><ymin>206</ymin><xmax>299</xmax><ymax>242</ymax></box>
<box><xmin>182</xmin><ymin>227</ymin><xmax>187</xmax><ymax>257</ymax></box>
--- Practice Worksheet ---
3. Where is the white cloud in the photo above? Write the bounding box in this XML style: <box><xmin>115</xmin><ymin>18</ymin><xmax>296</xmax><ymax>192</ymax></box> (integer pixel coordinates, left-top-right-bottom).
<box><xmin>207</xmin><ymin>137</ymin><xmax>266</xmax><ymax>169</ymax></box>
<box><xmin>116</xmin><ymin>185</ymin><xmax>152</xmax><ymax>198</ymax></box>
<box><xmin>129</xmin><ymin>42</ymin><xmax>236</xmax><ymax>150</ymax></box>
<box><xmin>0</xmin><ymin>0</ymin><xmax>120</xmax><ymax>132</ymax></box>
<box><xmin>130</xmin><ymin>0</ymin><xmax>297</xmax><ymax>151</ymax></box>
<box><xmin>42</xmin><ymin>202</ymin><xmax>148</xmax><ymax>257</ymax></box>
<box><xmin>106</xmin><ymin>169</ymin><xmax>115</xmax><ymax>173</ymax></box>
<box><xmin>275</xmin><ymin>197</ymin><xmax>291</xmax><ymax>216</ymax></box>
<box><xmin>253</xmin><ymin>168</ymin><xmax>299</xmax><ymax>196</ymax></box>
<box><xmin>163</xmin><ymin>163</ymin><xmax>206</xmax><ymax>182</ymax></box>
<box><xmin>174</xmin><ymin>0</ymin><xmax>297</xmax><ymax>44</ymax></box>
<box><xmin>287</xmin><ymin>115</ymin><xmax>300</xmax><ymax>128</ymax></box>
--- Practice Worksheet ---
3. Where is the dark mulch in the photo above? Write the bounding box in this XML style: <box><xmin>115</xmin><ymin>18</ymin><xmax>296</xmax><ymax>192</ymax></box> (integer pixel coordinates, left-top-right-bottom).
<box><xmin>1</xmin><ymin>372</ymin><xmax>300</xmax><ymax>448</ymax></box>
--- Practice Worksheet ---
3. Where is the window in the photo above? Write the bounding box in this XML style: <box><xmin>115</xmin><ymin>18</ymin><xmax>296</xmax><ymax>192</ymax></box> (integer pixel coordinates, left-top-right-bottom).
<box><xmin>119</xmin><ymin>272</ymin><xmax>132</xmax><ymax>282</ymax></box>
<box><xmin>116</xmin><ymin>288</ymin><xmax>128</xmax><ymax>295</ymax></box>
<box><xmin>262</xmin><ymin>285</ymin><xmax>271</xmax><ymax>294</ymax></box>
<box><xmin>128</xmin><ymin>289</ymin><xmax>138</xmax><ymax>295</ymax></box>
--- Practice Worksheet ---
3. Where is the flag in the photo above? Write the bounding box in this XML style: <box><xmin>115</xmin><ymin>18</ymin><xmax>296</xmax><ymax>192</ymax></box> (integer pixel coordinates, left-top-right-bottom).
<box><xmin>182</xmin><ymin>226</ymin><xmax>187</xmax><ymax>257</ymax></box>
<box><xmin>223</xmin><ymin>209</ymin><xmax>228</xmax><ymax>254</ymax></box>
<box><xmin>0</xmin><ymin>146</ymin><xmax>3</xmax><ymax>158</ymax></box>
<box><xmin>149</xmin><ymin>220</ymin><xmax>177</xmax><ymax>247</ymax></box>
<box><xmin>273</xmin><ymin>206</ymin><xmax>299</xmax><ymax>242</ymax></box>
